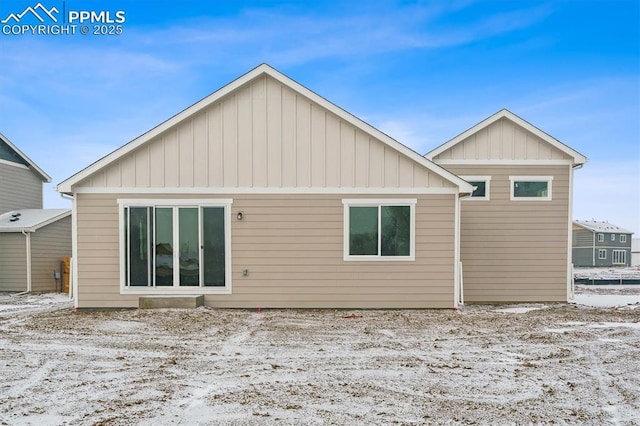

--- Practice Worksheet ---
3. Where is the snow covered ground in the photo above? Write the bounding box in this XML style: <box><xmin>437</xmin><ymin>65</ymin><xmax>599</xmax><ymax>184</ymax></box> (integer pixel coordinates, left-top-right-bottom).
<box><xmin>1</xmin><ymin>289</ymin><xmax>639</xmax><ymax>425</ymax></box>
<box><xmin>574</xmin><ymin>266</ymin><xmax>640</xmax><ymax>280</ymax></box>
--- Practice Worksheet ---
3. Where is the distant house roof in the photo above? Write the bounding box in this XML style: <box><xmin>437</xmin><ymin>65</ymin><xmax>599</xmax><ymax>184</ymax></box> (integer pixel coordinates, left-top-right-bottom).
<box><xmin>0</xmin><ymin>132</ymin><xmax>52</xmax><ymax>182</ymax></box>
<box><xmin>425</xmin><ymin>109</ymin><xmax>588</xmax><ymax>166</ymax></box>
<box><xmin>0</xmin><ymin>209</ymin><xmax>70</xmax><ymax>233</ymax></box>
<box><xmin>574</xmin><ymin>220</ymin><xmax>634</xmax><ymax>235</ymax></box>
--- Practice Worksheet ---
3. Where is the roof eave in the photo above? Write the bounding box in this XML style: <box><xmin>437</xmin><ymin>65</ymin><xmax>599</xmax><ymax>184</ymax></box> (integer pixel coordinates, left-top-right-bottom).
<box><xmin>0</xmin><ymin>132</ymin><xmax>52</xmax><ymax>182</ymax></box>
<box><xmin>58</xmin><ymin>64</ymin><xmax>471</xmax><ymax>193</ymax></box>
<box><xmin>425</xmin><ymin>109</ymin><xmax>588</xmax><ymax>166</ymax></box>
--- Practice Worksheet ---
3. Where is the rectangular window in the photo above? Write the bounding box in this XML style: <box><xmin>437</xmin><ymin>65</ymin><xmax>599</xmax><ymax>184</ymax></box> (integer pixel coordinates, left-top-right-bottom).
<box><xmin>120</xmin><ymin>199</ymin><xmax>232</xmax><ymax>293</ymax></box>
<box><xmin>597</xmin><ymin>233</ymin><xmax>604</xmax><ymax>242</ymax></box>
<box><xmin>612</xmin><ymin>250</ymin><xmax>626</xmax><ymax>265</ymax></box>
<box><xmin>460</xmin><ymin>176</ymin><xmax>491</xmax><ymax>200</ymax></box>
<box><xmin>343</xmin><ymin>199</ymin><xmax>415</xmax><ymax>261</ymax></box>
<box><xmin>620</xmin><ymin>235</ymin><xmax>627</xmax><ymax>243</ymax></box>
<box><xmin>611</xmin><ymin>234</ymin><xmax>616</xmax><ymax>242</ymax></box>
<box><xmin>509</xmin><ymin>176</ymin><xmax>553</xmax><ymax>200</ymax></box>
<box><xmin>598</xmin><ymin>249</ymin><xmax>606</xmax><ymax>260</ymax></box>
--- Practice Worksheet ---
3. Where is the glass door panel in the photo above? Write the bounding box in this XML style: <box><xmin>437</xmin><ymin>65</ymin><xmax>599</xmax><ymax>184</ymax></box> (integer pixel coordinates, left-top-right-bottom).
<box><xmin>202</xmin><ymin>207</ymin><xmax>225</xmax><ymax>286</ymax></box>
<box><xmin>154</xmin><ymin>208</ymin><xmax>173</xmax><ymax>286</ymax></box>
<box><xmin>128</xmin><ymin>207</ymin><xmax>150</xmax><ymax>286</ymax></box>
<box><xmin>179</xmin><ymin>208</ymin><xmax>200</xmax><ymax>286</ymax></box>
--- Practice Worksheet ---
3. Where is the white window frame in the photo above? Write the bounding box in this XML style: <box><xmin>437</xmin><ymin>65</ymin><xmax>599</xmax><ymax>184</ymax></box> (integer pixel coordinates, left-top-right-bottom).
<box><xmin>342</xmin><ymin>198</ymin><xmax>416</xmax><ymax>261</ymax></box>
<box><xmin>612</xmin><ymin>250</ymin><xmax>626</xmax><ymax>265</ymax></box>
<box><xmin>597</xmin><ymin>233</ymin><xmax>604</xmax><ymax>243</ymax></box>
<box><xmin>620</xmin><ymin>235</ymin><xmax>627</xmax><ymax>243</ymax></box>
<box><xmin>611</xmin><ymin>234</ymin><xmax>616</xmax><ymax>242</ymax></box>
<box><xmin>460</xmin><ymin>176</ymin><xmax>491</xmax><ymax>200</ymax></box>
<box><xmin>118</xmin><ymin>198</ymin><xmax>233</xmax><ymax>295</ymax></box>
<box><xmin>509</xmin><ymin>176</ymin><xmax>553</xmax><ymax>201</ymax></box>
<box><xmin>598</xmin><ymin>249</ymin><xmax>607</xmax><ymax>260</ymax></box>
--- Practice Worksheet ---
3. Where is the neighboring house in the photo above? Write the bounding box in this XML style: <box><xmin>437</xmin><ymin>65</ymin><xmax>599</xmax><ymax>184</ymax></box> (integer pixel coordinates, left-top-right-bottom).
<box><xmin>632</xmin><ymin>238</ymin><xmax>640</xmax><ymax>267</ymax></box>
<box><xmin>57</xmin><ymin>64</ymin><xmax>475</xmax><ymax>309</ymax></box>
<box><xmin>572</xmin><ymin>220</ymin><xmax>633</xmax><ymax>267</ymax></box>
<box><xmin>0</xmin><ymin>132</ymin><xmax>51</xmax><ymax>213</ymax></box>
<box><xmin>56</xmin><ymin>65</ymin><xmax>587</xmax><ymax>309</ymax></box>
<box><xmin>0</xmin><ymin>132</ymin><xmax>72</xmax><ymax>292</ymax></box>
<box><xmin>0</xmin><ymin>209</ymin><xmax>72</xmax><ymax>292</ymax></box>
<box><xmin>426</xmin><ymin>110</ymin><xmax>587</xmax><ymax>303</ymax></box>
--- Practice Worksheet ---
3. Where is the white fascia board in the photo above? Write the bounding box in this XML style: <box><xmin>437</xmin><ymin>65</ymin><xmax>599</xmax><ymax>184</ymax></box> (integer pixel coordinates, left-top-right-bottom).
<box><xmin>57</xmin><ymin>64</ymin><xmax>471</xmax><ymax>194</ymax></box>
<box><xmin>0</xmin><ymin>132</ymin><xmax>52</xmax><ymax>182</ymax></box>
<box><xmin>425</xmin><ymin>109</ymin><xmax>587</xmax><ymax>166</ymax></box>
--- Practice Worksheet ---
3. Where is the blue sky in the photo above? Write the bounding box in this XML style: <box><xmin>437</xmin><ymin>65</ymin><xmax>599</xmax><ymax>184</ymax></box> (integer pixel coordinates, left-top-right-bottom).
<box><xmin>1</xmin><ymin>0</ymin><xmax>638</xmax><ymax>233</ymax></box>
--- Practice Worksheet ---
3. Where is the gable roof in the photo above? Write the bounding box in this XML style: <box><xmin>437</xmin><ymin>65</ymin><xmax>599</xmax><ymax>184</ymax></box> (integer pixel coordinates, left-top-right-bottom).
<box><xmin>57</xmin><ymin>64</ymin><xmax>473</xmax><ymax>195</ymax></box>
<box><xmin>425</xmin><ymin>109</ymin><xmax>587</xmax><ymax>166</ymax></box>
<box><xmin>574</xmin><ymin>220</ymin><xmax>634</xmax><ymax>235</ymax></box>
<box><xmin>0</xmin><ymin>132</ymin><xmax>51</xmax><ymax>182</ymax></box>
<box><xmin>0</xmin><ymin>209</ymin><xmax>70</xmax><ymax>233</ymax></box>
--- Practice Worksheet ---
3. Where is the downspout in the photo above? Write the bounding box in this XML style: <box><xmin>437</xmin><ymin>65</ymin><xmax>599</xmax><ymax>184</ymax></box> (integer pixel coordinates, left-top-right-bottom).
<box><xmin>454</xmin><ymin>192</ymin><xmax>470</xmax><ymax>308</ymax></box>
<box><xmin>22</xmin><ymin>230</ymin><xmax>32</xmax><ymax>293</ymax></box>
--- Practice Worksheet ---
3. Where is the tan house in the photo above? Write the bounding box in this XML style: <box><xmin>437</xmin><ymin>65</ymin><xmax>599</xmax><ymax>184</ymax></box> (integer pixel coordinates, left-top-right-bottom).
<box><xmin>57</xmin><ymin>64</ymin><xmax>475</xmax><ymax>309</ymax></box>
<box><xmin>0</xmin><ymin>132</ymin><xmax>72</xmax><ymax>292</ymax></box>
<box><xmin>426</xmin><ymin>110</ymin><xmax>587</xmax><ymax>302</ymax></box>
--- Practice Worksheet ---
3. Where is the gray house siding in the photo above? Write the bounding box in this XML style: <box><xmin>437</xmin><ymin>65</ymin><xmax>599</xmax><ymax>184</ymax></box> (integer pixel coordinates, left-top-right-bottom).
<box><xmin>0</xmin><ymin>233</ymin><xmax>27</xmax><ymax>291</ymax></box>
<box><xmin>572</xmin><ymin>247</ymin><xmax>594</xmax><ymax>267</ymax></box>
<box><xmin>0</xmin><ymin>162</ymin><xmax>43</xmax><ymax>214</ymax></box>
<box><xmin>30</xmin><ymin>217</ymin><xmax>72</xmax><ymax>292</ymax></box>
<box><xmin>572</xmin><ymin>225</ymin><xmax>632</xmax><ymax>267</ymax></box>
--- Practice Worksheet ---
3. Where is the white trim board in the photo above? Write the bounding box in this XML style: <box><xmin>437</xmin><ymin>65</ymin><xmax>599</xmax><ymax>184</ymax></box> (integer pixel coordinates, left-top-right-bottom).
<box><xmin>0</xmin><ymin>158</ymin><xmax>29</xmax><ymax>170</ymax></box>
<box><xmin>74</xmin><ymin>186</ymin><xmax>461</xmax><ymax>195</ymax></box>
<box><xmin>431</xmin><ymin>159</ymin><xmax>574</xmax><ymax>166</ymax></box>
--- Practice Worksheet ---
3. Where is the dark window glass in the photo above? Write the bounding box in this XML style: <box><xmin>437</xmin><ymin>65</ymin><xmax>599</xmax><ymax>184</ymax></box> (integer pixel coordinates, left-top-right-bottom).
<box><xmin>349</xmin><ymin>207</ymin><xmax>378</xmax><ymax>255</ymax></box>
<box><xmin>381</xmin><ymin>206</ymin><xmax>410</xmax><ymax>256</ymax></box>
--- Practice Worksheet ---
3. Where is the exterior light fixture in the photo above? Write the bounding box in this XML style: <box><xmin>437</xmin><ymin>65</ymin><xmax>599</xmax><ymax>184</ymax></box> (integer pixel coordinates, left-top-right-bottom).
<box><xmin>236</xmin><ymin>211</ymin><xmax>244</xmax><ymax>220</ymax></box>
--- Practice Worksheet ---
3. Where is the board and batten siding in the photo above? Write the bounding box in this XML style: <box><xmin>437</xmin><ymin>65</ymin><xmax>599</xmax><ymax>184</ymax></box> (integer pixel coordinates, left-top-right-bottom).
<box><xmin>432</xmin><ymin>117</ymin><xmax>574</xmax><ymax>162</ymax></box>
<box><xmin>30</xmin><ymin>217</ymin><xmax>72</xmax><ymax>292</ymax></box>
<box><xmin>448</xmin><ymin>164</ymin><xmax>571</xmax><ymax>302</ymax></box>
<box><xmin>76</xmin><ymin>75</ymin><xmax>454</xmax><ymax>192</ymax></box>
<box><xmin>0</xmin><ymin>162</ymin><xmax>43</xmax><ymax>214</ymax></box>
<box><xmin>0</xmin><ymin>233</ymin><xmax>27</xmax><ymax>291</ymax></box>
<box><xmin>75</xmin><ymin>193</ymin><xmax>456</xmax><ymax>309</ymax></box>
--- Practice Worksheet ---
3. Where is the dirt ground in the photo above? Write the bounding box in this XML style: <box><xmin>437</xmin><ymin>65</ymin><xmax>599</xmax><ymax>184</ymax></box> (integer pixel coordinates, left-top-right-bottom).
<box><xmin>1</xmin><ymin>288</ymin><xmax>639</xmax><ymax>425</ymax></box>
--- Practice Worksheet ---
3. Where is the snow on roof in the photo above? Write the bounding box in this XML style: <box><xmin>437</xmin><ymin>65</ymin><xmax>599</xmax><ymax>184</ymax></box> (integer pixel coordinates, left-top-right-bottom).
<box><xmin>574</xmin><ymin>220</ymin><xmax>634</xmax><ymax>235</ymax></box>
<box><xmin>0</xmin><ymin>209</ymin><xmax>71</xmax><ymax>232</ymax></box>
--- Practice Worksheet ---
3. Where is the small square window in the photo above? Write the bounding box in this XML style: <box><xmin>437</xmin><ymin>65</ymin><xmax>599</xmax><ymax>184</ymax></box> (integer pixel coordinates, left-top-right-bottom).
<box><xmin>597</xmin><ymin>233</ymin><xmax>604</xmax><ymax>242</ymax></box>
<box><xmin>621</xmin><ymin>235</ymin><xmax>627</xmax><ymax>243</ymax></box>
<box><xmin>461</xmin><ymin>176</ymin><xmax>491</xmax><ymax>200</ymax></box>
<box><xmin>598</xmin><ymin>249</ymin><xmax>607</xmax><ymax>260</ymax></box>
<box><xmin>509</xmin><ymin>176</ymin><xmax>553</xmax><ymax>201</ymax></box>
<box><xmin>611</xmin><ymin>234</ymin><xmax>616</xmax><ymax>242</ymax></box>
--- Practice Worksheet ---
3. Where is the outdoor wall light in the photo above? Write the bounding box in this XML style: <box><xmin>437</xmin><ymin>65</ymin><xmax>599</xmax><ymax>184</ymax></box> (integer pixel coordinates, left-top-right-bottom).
<box><xmin>236</xmin><ymin>211</ymin><xmax>244</xmax><ymax>220</ymax></box>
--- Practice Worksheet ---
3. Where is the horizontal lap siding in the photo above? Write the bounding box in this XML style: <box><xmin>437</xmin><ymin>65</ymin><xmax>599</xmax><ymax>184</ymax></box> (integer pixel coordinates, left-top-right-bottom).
<box><xmin>75</xmin><ymin>193</ymin><xmax>456</xmax><ymax>308</ymax></box>
<box><xmin>451</xmin><ymin>165</ymin><xmax>570</xmax><ymax>302</ymax></box>
<box><xmin>0</xmin><ymin>233</ymin><xmax>27</xmax><ymax>291</ymax></box>
<box><xmin>30</xmin><ymin>217</ymin><xmax>72</xmax><ymax>292</ymax></box>
<box><xmin>0</xmin><ymin>163</ymin><xmax>42</xmax><ymax>213</ymax></box>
